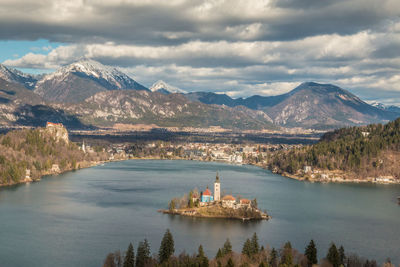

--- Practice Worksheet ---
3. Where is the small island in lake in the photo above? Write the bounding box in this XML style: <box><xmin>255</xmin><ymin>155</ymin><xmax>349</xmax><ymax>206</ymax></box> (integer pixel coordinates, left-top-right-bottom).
<box><xmin>159</xmin><ymin>173</ymin><xmax>270</xmax><ymax>221</ymax></box>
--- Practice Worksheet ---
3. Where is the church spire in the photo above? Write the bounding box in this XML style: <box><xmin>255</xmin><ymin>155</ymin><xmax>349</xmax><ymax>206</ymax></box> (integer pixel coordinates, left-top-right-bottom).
<box><xmin>215</xmin><ymin>171</ymin><xmax>220</xmax><ymax>183</ymax></box>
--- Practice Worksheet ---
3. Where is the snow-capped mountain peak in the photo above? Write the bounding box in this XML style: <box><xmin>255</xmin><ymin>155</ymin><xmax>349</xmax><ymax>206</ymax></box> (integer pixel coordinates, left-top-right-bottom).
<box><xmin>150</xmin><ymin>80</ymin><xmax>187</xmax><ymax>94</ymax></box>
<box><xmin>33</xmin><ymin>59</ymin><xmax>148</xmax><ymax>103</ymax></box>
<box><xmin>0</xmin><ymin>63</ymin><xmax>38</xmax><ymax>89</ymax></box>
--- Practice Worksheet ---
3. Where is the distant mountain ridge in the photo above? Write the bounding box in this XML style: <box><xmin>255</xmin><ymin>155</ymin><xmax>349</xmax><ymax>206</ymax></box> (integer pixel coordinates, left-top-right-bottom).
<box><xmin>184</xmin><ymin>82</ymin><xmax>399</xmax><ymax>129</ymax></box>
<box><xmin>1</xmin><ymin>59</ymin><xmax>398</xmax><ymax>130</ymax></box>
<box><xmin>0</xmin><ymin>64</ymin><xmax>39</xmax><ymax>89</ymax></box>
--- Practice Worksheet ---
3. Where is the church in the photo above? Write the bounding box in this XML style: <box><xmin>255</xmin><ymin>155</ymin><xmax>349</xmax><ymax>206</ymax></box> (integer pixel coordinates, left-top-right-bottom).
<box><xmin>200</xmin><ymin>173</ymin><xmax>221</xmax><ymax>203</ymax></box>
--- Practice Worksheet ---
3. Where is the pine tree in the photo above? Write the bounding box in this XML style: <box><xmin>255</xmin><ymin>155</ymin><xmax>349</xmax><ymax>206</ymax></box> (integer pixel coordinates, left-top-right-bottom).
<box><xmin>280</xmin><ymin>242</ymin><xmax>293</xmax><ymax>266</ymax></box>
<box><xmin>136</xmin><ymin>239</ymin><xmax>151</xmax><ymax>267</ymax></box>
<box><xmin>242</xmin><ymin>238</ymin><xmax>252</xmax><ymax>257</ymax></box>
<box><xmin>251</xmin><ymin>232</ymin><xmax>260</xmax><ymax>255</ymax></box>
<box><xmin>123</xmin><ymin>243</ymin><xmax>135</xmax><ymax>267</ymax></box>
<box><xmin>338</xmin><ymin>246</ymin><xmax>345</xmax><ymax>266</ymax></box>
<box><xmin>326</xmin><ymin>243</ymin><xmax>340</xmax><ymax>267</ymax></box>
<box><xmin>188</xmin><ymin>191</ymin><xmax>195</xmax><ymax>208</ymax></box>
<box><xmin>304</xmin><ymin>240</ymin><xmax>318</xmax><ymax>267</ymax></box>
<box><xmin>159</xmin><ymin>229</ymin><xmax>175</xmax><ymax>263</ymax></box>
<box><xmin>226</xmin><ymin>258</ymin><xmax>235</xmax><ymax>267</ymax></box>
<box><xmin>269</xmin><ymin>248</ymin><xmax>278</xmax><ymax>267</ymax></box>
<box><xmin>216</xmin><ymin>248</ymin><xmax>223</xmax><ymax>259</ymax></box>
<box><xmin>197</xmin><ymin>245</ymin><xmax>209</xmax><ymax>267</ymax></box>
<box><xmin>223</xmin><ymin>239</ymin><xmax>233</xmax><ymax>255</ymax></box>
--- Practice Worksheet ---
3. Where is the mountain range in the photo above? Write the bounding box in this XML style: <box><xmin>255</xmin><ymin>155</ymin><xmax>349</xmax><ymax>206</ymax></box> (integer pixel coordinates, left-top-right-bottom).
<box><xmin>0</xmin><ymin>59</ymin><xmax>398</xmax><ymax>131</ymax></box>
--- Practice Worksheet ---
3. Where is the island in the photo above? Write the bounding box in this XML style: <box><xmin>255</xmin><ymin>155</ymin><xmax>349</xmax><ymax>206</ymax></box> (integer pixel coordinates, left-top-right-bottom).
<box><xmin>159</xmin><ymin>173</ymin><xmax>270</xmax><ymax>221</ymax></box>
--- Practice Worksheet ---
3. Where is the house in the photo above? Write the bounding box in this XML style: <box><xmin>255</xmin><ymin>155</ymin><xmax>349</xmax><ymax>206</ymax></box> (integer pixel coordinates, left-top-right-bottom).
<box><xmin>51</xmin><ymin>164</ymin><xmax>60</xmax><ymax>173</ymax></box>
<box><xmin>222</xmin><ymin>195</ymin><xmax>236</xmax><ymax>208</ymax></box>
<box><xmin>201</xmin><ymin>187</ymin><xmax>214</xmax><ymax>203</ymax></box>
<box><xmin>304</xmin><ymin>165</ymin><xmax>312</xmax><ymax>173</ymax></box>
<box><xmin>240</xmin><ymin>198</ymin><xmax>251</xmax><ymax>208</ymax></box>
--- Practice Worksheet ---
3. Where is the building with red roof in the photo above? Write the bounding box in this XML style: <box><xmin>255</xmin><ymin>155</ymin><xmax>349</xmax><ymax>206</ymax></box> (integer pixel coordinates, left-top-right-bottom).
<box><xmin>201</xmin><ymin>187</ymin><xmax>214</xmax><ymax>203</ymax></box>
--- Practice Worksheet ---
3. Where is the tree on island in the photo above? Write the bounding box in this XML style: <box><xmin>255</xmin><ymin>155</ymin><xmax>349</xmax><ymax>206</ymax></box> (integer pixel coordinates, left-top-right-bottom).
<box><xmin>123</xmin><ymin>243</ymin><xmax>135</xmax><ymax>267</ymax></box>
<box><xmin>189</xmin><ymin>191</ymin><xmax>195</xmax><ymax>208</ymax></box>
<box><xmin>136</xmin><ymin>239</ymin><xmax>151</xmax><ymax>267</ymax></box>
<box><xmin>168</xmin><ymin>200</ymin><xmax>176</xmax><ymax>211</ymax></box>
<box><xmin>159</xmin><ymin>229</ymin><xmax>175</xmax><ymax>263</ymax></box>
<box><xmin>305</xmin><ymin>240</ymin><xmax>318</xmax><ymax>267</ymax></box>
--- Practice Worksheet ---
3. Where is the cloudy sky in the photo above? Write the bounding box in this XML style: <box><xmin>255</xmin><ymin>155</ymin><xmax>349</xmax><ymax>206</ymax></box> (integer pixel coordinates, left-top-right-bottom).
<box><xmin>1</xmin><ymin>0</ymin><xmax>399</xmax><ymax>104</ymax></box>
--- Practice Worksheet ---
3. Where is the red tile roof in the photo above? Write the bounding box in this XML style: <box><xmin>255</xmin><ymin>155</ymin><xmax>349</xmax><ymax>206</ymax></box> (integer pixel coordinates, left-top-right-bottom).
<box><xmin>203</xmin><ymin>188</ymin><xmax>212</xmax><ymax>196</ymax></box>
<box><xmin>240</xmin><ymin>199</ymin><xmax>251</xmax><ymax>204</ymax></box>
<box><xmin>222</xmin><ymin>195</ymin><xmax>236</xmax><ymax>201</ymax></box>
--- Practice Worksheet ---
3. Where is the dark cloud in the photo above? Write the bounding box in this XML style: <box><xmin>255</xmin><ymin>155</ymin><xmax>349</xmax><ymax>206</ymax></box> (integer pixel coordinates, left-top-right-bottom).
<box><xmin>1</xmin><ymin>0</ymin><xmax>399</xmax><ymax>104</ymax></box>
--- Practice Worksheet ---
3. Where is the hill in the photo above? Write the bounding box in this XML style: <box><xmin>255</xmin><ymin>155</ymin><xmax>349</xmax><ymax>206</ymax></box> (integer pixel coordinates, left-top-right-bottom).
<box><xmin>60</xmin><ymin>90</ymin><xmax>276</xmax><ymax>130</ymax></box>
<box><xmin>268</xmin><ymin>118</ymin><xmax>400</xmax><ymax>183</ymax></box>
<box><xmin>0</xmin><ymin>78</ymin><xmax>87</xmax><ymax>129</ymax></box>
<box><xmin>185</xmin><ymin>82</ymin><xmax>398</xmax><ymax>129</ymax></box>
<box><xmin>33</xmin><ymin>59</ymin><xmax>148</xmax><ymax>103</ymax></box>
<box><xmin>0</xmin><ymin>124</ymin><xmax>108</xmax><ymax>186</ymax></box>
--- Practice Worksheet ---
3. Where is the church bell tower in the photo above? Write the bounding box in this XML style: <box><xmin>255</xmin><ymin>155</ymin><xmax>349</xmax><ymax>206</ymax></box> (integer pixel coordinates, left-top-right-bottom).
<box><xmin>214</xmin><ymin>172</ymin><xmax>221</xmax><ymax>201</ymax></box>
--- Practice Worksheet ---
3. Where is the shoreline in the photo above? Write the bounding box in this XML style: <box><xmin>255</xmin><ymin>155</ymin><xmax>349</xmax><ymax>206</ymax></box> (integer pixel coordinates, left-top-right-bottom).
<box><xmin>158</xmin><ymin>207</ymin><xmax>270</xmax><ymax>221</ymax></box>
<box><xmin>1</xmin><ymin>156</ymin><xmax>398</xmax><ymax>190</ymax></box>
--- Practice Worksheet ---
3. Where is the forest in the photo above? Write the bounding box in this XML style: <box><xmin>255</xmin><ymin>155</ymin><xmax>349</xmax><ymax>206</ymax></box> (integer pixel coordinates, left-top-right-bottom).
<box><xmin>102</xmin><ymin>229</ymin><xmax>392</xmax><ymax>267</ymax></box>
<box><xmin>0</xmin><ymin>127</ymin><xmax>108</xmax><ymax>185</ymax></box>
<box><xmin>267</xmin><ymin>118</ymin><xmax>400</xmax><ymax>179</ymax></box>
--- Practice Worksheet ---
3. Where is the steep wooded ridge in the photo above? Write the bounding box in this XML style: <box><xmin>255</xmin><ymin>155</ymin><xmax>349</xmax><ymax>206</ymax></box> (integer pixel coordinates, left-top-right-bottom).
<box><xmin>0</xmin><ymin>60</ymin><xmax>398</xmax><ymax>131</ymax></box>
<box><xmin>268</xmin><ymin>118</ymin><xmax>400</xmax><ymax>182</ymax></box>
<box><xmin>0</xmin><ymin>126</ymin><xmax>108</xmax><ymax>186</ymax></box>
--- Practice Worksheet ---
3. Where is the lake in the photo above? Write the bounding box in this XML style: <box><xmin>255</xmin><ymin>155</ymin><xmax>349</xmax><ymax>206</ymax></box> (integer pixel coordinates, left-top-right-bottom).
<box><xmin>0</xmin><ymin>160</ymin><xmax>399</xmax><ymax>267</ymax></box>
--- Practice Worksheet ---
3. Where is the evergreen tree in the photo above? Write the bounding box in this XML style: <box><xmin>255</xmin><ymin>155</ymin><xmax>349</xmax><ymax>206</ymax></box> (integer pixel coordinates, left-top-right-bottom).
<box><xmin>223</xmin><ymin>239</ymin><xmax>233</xmax><ymax>255</ymax></box>
<box><xmin>304</xmin><ymin>240</ymin><xmax>318</xmax><ymax>267</ymax></box>
<box><xmin>216</xmin><ymin>248</ymin><xmax>223</xmax><ymax>259</ymax></box>
<box><xmin>136</xmin><ymin>239</ymin><xmax>151</xmax><ymax>267</ymax></box>
<box><xmin>326</xmin><ymin>243</ymin><xmax>340</xmax><ymax>267</ymax></box>
<box><xmin>197</xmin><ymin>245</ymin><xmax>209</xmax><ymax>267</ymax></box>
<box><xmin>242</xmin><ymin>239</ymin><xmax>252</xmax><ymax>257</ymax></box>
<box><xmin>159</xmin><ymin>229</ymin><xmax>175</xmax><ymax>263</ymax></box>
<box><xmin>259</xmin><ymin>262</ymin><xmax>267</xmax><ymax>267</ymax></box>
<box><xmin>269</xmin><ymin>248</ymin><xmax>278</xmax><ymax>267</ymax></box>
<box><xmin>251</xmin><ymin>232</ymin><xmax>260</xmax><ymax>255</ymax></box>
<box><xmin>103</xmin><ymin>253</ymin><xmax>116</xmax><ymax>267</ymax></box>
<box><xmin>338</xmin><ymin>246</ymin><xmax>345</xmax><ymax>266</ymax></box>
<box><xmin>226</xmin><ymin>258</ymin><xmax>235</xmax><ymax>267</ymax></box>
<box><xmin>280</xmin><ymin>242</ymin><xmax>293</xmax><ymax>266</ymax></box>
<box><xmin>123</xmin><ymin>243</ymin><xmax>135</xmax><ymax>267</ymax></box>
<box><xmin>189</xmin><ymin>191</ymin><xmax>194</xmax><ymax>208</ymax></box>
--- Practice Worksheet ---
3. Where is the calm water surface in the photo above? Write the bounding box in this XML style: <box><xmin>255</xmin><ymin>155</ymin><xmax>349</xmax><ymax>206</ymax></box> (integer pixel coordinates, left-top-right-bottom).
<box><xmin>0</xmin><ymin>160</ymin><xmax>399</xmax><ymax>267</ymax></box>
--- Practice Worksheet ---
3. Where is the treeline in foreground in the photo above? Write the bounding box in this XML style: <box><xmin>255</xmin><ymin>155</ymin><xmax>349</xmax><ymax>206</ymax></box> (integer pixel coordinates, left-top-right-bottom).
<box><xmin>268</xmin><ymin>118</ymin><xmax>400</xmax><ymax>179</ymax></box>
<box><xmin>102</xmin><ymin>229</ymin><xmax>393</xmax><ymax>267</ymax></box>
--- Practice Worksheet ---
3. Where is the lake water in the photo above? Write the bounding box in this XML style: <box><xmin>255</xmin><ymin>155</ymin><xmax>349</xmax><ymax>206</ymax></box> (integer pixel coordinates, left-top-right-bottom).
<box><xmin>0</xmin><ymin>160</ymin><xmax>399</xmax><ymax>267</ymax></box>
